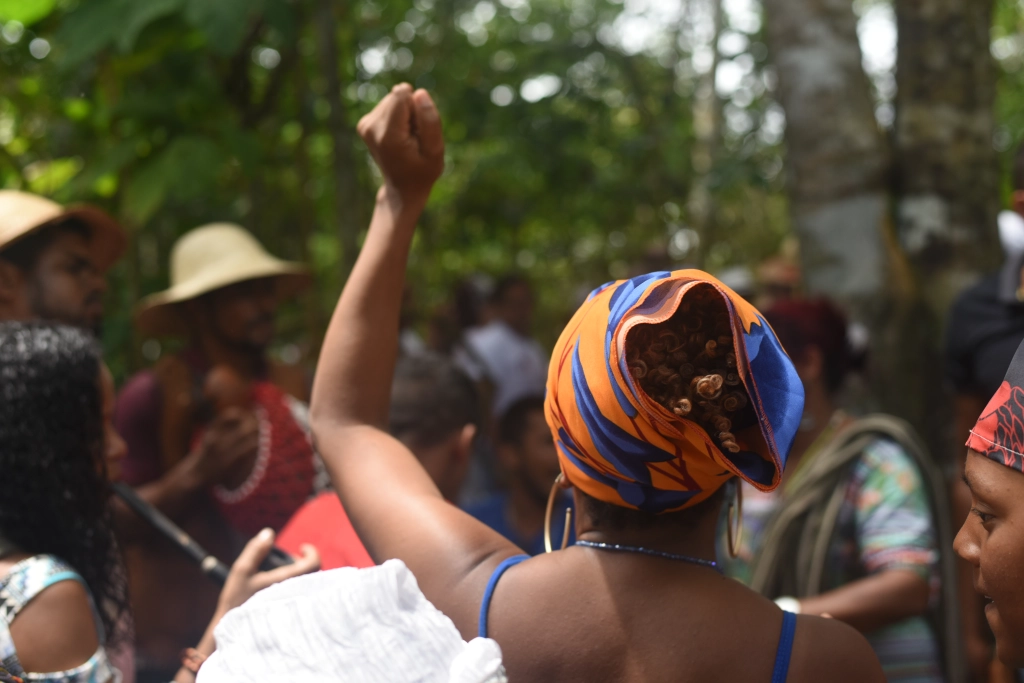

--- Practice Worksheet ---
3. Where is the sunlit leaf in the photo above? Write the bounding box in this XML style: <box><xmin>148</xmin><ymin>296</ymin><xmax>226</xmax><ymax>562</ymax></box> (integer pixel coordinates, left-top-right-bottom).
<box><xmin>17</xmin><ymin>78</ymin><xmax>39</xmax><ymax>95</ymax></box>
<box><xmin>24</xmin><ymin>157</ymin><xmax>83</xmax><ymax>195</ymax></box>
<box><xmin>0</xmin><ymin>0</ymin><xmax>57</xmax><ymax>25</ymax></box>
<box><xmin>6</xmin><ymin>138</ymin><xmax>28</xmax><ymax>155</ymax></box>
<box><xmin>94</xmin><ymin>173</ymin><xmax>118</xmax><ymax>197</ymax></box>
<box><xmin>62</xmin><ymin>98</ymin><xmax>90</xmax><ymax>120</ymax></box>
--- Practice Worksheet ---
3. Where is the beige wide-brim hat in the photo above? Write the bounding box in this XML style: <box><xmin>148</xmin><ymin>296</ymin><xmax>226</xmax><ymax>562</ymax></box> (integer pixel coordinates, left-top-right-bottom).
<box><xmin>0</xmin><ymin>190</ymin><xmax>126</xmax><ymax>270</ymax></box>
<box><xmin>136</xmin><ymin>222</ymin><xmax>311</xmax><ymax>337</ymax></box>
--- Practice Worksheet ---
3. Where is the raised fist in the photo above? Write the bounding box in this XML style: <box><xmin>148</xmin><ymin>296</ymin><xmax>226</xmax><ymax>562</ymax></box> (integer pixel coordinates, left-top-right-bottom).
<box><xmin>356</xmin><ymin>83</ymin><xmax>444</xmax><ymax>203</ymax></box>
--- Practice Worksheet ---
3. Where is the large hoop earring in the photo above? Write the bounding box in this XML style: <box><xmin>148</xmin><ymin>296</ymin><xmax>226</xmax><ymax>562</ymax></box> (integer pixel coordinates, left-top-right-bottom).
<box><xmin>727</xmin><ymin>481</ymin><xmax>743</xmax><ymax>559</ymax></box>
<box><xmin>544</xmin><ymin>473</ymin><xmax>572</xmax><ymax>553</ymax></box>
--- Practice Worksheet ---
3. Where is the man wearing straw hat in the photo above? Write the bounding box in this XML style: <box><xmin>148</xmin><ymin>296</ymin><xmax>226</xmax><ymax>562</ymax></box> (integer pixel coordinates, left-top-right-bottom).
<box><xmin>0</xmin><ymin>190</ymin><xmax>125</xmax><ymax>331</ymax></box>
<box><xmin>115</xmin><ymin>223</ymin><xmax>320</xmax><ymax>680</ymax></box>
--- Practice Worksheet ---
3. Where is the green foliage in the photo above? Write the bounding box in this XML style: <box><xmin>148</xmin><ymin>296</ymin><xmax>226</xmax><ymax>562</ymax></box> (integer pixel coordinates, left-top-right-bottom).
<box><xmin>1</xmin><ymin>0</ymin><xmax>790</xmax><ymax>379</ymax></box>
<box><xmin>123</xmin><ymin>136</ymin><xmax>224</xmax><ymax>224</ymax></box>
<box><xmin>24</xmin><ymin>155</ymin><xmax>80</xmax><ymax>194</ymax></box>
<box><xmin>0</xmin><ymin>0</ymin><xmax>55</xmax><ymax>25</ymax></box>
<box><xmin>993</xmin><ymin>0</ymin><xmax>1024</xmax><ymax>198</ymax></box>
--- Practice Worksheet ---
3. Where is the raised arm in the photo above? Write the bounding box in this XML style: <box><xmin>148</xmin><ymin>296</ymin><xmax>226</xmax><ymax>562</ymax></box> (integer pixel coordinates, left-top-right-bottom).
<box><xmin>309</xmin><ymin>84</ymin><xmax>521</xmax><ymax>636</ymax></box>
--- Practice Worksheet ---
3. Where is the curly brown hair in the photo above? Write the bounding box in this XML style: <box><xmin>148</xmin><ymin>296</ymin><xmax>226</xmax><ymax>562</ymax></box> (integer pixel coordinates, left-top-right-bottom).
<box><xmin>626</xmin><ymin>283</ymin><xmax>755</xmax><ymax>454</ymax></box>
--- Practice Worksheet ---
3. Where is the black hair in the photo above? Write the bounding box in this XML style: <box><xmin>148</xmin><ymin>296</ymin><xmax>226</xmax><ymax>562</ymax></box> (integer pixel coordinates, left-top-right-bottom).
<box><xmin>1014</xmin><ymin>142</ymin><xmax>1024</xmax><ymax>192</ymax></box>
<box><xmin>497</xmin><ymin>394</ymin><xmax>546</xmax><ymax>446</ymax></box>
<box><xmin>389</xmin><ymin>352</ymin><xmax>480</xmax><ymax>447</ymax></box>
<box><xmin>491</xmin><ymin>273</ymin><xmax>531</xmax><ymax>305</ymax></box>
<box><xmin>0</xmin><ymin>217</ymin><xmax>92</xmax><ymax>273</ymax></box>
<box><xmin>577</xmin><ymin>486</ymin><xmax>726</xmax><ymax>530</ymax></box>
<box><xmin>0</xmin><ymin>321</ymin><xmax>129</xmax><ymax>646</ymax></box>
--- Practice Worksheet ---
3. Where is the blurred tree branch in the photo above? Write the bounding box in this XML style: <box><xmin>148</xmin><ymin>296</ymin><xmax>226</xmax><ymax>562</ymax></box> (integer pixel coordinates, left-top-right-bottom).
<box><xmin>0</xmin><ymin>145</ymin><xmax>24</xmax><ymax>182</ymax></box>
<box><xmin>222</xmin><ymin>20</ymin><xmax>264</xmax><ymax>114</ymax></box>
<box><xmin>315</xmin><ymin>0</ymin><xmax>360</xmax><ymax>278</ymax></box>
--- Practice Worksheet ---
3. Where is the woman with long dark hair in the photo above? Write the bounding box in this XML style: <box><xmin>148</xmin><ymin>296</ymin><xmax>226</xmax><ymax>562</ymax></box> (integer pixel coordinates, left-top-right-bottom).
<box><xmin>0</xmin><ymin>321</ymin><xmax>319</xmax><ymax>682</ymax></box>
<box><xmin>0</xmin><ymin>321</ymin><xmax>129</xmax><ymax>681</ymax></box>
<box><xmin>309</xmin><ymin>84</ymin><xmax>886</xmax><ymax>683</ymax></box>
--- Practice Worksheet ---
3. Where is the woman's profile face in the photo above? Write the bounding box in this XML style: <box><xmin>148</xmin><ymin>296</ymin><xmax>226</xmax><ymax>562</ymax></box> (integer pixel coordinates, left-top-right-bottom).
<box><xmin>955</xmin><ymin>450</ymin><xmax>1024</xmax><ymax>666</ymax></box>
<box><xmin>99</xmin><ymin>364</ymin><xmax>127</xmax><ymax>482</ymax></box>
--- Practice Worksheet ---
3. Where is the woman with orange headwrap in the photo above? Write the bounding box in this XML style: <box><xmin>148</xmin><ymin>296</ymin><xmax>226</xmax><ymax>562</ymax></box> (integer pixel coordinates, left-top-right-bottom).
<box><xmin>310</xmin><ymin>84</ymin><xmax>886</xmax><ymax>682</ymax></box>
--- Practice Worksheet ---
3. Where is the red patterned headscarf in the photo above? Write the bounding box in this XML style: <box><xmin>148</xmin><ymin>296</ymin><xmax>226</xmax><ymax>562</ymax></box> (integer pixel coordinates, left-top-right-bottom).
<box><xmin>967</xmin><ymin>339</ymin><xmax>1024</xmax><ymax>471</ymax></box>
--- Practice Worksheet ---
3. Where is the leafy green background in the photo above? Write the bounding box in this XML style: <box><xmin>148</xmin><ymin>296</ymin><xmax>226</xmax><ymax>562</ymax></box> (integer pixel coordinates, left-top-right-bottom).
<box><xmin>0</xmin><ymin>0</ymin><xmax>1020</xmax><ymax>381</ymax></box>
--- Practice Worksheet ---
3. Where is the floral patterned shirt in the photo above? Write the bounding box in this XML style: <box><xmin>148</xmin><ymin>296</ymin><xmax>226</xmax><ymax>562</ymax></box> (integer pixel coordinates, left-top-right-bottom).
<box><xmin>721</xmin><ymin>438</ymin><xmax>944</xmax><ymax>683</ymax></box>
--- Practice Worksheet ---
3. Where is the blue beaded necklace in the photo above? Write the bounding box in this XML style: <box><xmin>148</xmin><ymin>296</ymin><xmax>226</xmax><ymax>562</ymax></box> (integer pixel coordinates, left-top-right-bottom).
<box><xmin>575</xmin><ymin>539</ymin><xmax>722</xmax><ymax>573</ymax></box>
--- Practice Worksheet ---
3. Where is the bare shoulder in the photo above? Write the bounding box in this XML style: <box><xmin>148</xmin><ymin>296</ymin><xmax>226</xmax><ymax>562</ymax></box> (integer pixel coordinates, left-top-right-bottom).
<box><xmin>789</xmin><ymin>615</ymin><xmax>885</xmax><ymax>683</ymax></box>
<box><xmin>8</xmin><ymin>578</ymin><xmax>101</xmax><ymax>674</ymax></box>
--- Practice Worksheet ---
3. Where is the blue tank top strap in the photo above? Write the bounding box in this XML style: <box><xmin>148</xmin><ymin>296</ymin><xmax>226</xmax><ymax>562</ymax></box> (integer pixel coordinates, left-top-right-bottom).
<box><xmin>478</xmin><ymin>554</ymin><xmax>529</xmax><ymax>639</ymax></box>
<box><xmin>1</xmin><ymin>555</ymin><xmax>96</xmax><ymax>678</ymax></box>
<box><xmin>1</xmin><ymin>555</ymin><xmax>85</xmax><ymax>625</ymax></box>
<box><xmin>771</xmin><ymin>611</ymin><xmax>797</xmax><ymax>683</ymax></box>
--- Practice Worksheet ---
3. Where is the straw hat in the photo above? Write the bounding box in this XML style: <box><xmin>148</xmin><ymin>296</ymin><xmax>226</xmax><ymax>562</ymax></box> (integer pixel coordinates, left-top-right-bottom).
<box><xmin>0</xmin><ymin>190</ymin><xmax>126</xmax><ymax>270</ymax></box>
<box><xmin>136</xmin><ymin>223</ymin><xmax>310</xmax><ymax>337</ymax></box>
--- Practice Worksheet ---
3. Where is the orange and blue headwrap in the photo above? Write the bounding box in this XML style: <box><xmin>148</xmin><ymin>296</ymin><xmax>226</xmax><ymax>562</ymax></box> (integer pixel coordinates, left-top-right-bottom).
<box><xmin>544</xmin><ymin>270</ymin><xmax>805</xmax><ymax>513</ymax></box>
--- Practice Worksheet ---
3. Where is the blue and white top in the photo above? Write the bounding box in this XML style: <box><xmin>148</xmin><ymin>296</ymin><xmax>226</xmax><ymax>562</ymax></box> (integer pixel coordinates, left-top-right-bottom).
<box><xmin>1</xmin><ymin>555</ymin><xmax>119</xmax><ymax>683</ymax></box>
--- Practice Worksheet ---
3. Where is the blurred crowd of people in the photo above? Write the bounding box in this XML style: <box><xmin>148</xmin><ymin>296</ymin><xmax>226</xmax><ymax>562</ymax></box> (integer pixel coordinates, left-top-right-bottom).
<box><xmin>1</xmin><ymin>84</ymin><xmax>1024</xmax><ymax>683</ymax></box>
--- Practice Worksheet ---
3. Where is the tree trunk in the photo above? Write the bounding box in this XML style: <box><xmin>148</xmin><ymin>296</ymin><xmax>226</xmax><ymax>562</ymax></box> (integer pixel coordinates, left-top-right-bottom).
<box><xmin>872</xmin><ymin>0</ymin><xmax>999</xmax><ymax>469</ymax></box>
<box><xmin>764</xmin><ymin>1</ymin><xmax>997</xmax><ymax>675</ymax></box>
<box><xmin>761</xmin><ymin>0</ymin><xmax>891</xmax><ymax>314</ymax></box>
<box><xmin>315</xmin><ymin>0</ymin><xmax>361</xmax><ymax>278</ymax></box>
<box><xmin>891</xmin><ymin>0</ymin><xmax>1000</xmax><ymax>446</ymax></box>
<box><xmin>763</xmin><ymin>0</ymin><xmax>1000</xmax><ymax>463</ymax></box>
<box><xmin>893</xmin><ymin>0</ymin><xmax>1000</xmax><ymax>333</ymax></box>
<box><xmin>761</xmin><ymin>0</ymin><xmax>906</xmax><ymax>425</ymax></box>
<box><xmin>294</xmin><ymin>58</ymin><xmax>326</xmax><ymax>355</ymax></box>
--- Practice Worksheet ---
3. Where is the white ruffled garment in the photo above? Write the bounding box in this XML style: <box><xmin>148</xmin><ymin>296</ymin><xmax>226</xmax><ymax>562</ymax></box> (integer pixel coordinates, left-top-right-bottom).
<box><xmin>197</xmin><ymin>559</ymin><xmax>507</xmax><ymax>683</ymax></box>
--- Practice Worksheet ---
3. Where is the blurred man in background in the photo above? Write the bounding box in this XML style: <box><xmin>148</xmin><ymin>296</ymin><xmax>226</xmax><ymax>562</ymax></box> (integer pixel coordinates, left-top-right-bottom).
<box><xmin>114</xmin><ymin>223</ymin><xmax>317</xmax><ymax>681</ymax></box>
<box><xmin>0</xmin><ymin>190</ymin><xmax>124</xmax><ymax>331</ymax></box>
<box><xmin>464</xmin><ymin>395</ymin><xmax>573</xmax><ymax>555</ymax></box>
<box><xmin>461</xmin><ymin>274</ymin><xmax>547</xmax><ymax>419</ymax></box>
<box><xmin>277</xmin><ymin>352</ymin><xmax>479</xmax><ymax>568</ymax></box>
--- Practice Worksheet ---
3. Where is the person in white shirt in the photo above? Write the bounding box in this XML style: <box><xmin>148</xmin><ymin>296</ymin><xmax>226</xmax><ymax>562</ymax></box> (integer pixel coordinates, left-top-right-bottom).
<box><xmin>462</xmin><ymin>275</ymin><xmax>547</xmax><ymax>419</ymax></box>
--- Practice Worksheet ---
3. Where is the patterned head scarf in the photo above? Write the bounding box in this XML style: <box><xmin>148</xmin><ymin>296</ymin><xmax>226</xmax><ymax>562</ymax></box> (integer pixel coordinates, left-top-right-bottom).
<box><xmin>544</xmin><ymin>270</ymin><xmax>805</xmax><ymax>513</ymax></box>
<box><xmin>967</xmin><ymin>338</ymin><xmax>1024</xmax><ymax>471</ymax></box>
